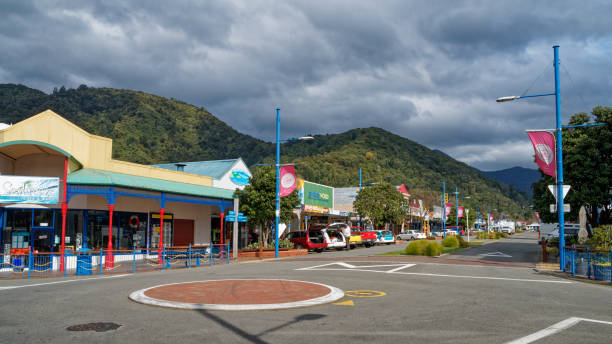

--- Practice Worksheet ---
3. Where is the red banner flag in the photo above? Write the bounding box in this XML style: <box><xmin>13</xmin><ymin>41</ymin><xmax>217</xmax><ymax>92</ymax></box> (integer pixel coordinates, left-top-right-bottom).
<box><xmin>279</xmin><ymin>165</ymin><xmax>297</xmax><ymax>197</ymax></box>
<box><xmin>535</xmin><ymin>211</ymin><xmax>541</xmax><ymax>223</ymax></box>
<box><xmin>445</xmin><ymin>203</ymin><xmax>453</xmax><ymax>216</ymax></box>
<box><xmin>527</xmin><ymin>131</ymin><xmax>556</xmax><ymax>178</ymax></box>
<box><xmin>457</xmin><ymin>206</ymin><xmax>464</xmax><ymax>218</ymax></box>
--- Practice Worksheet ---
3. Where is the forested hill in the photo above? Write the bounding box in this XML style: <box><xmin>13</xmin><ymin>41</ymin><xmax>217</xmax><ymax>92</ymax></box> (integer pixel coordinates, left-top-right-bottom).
<box><xmin>0</xmin><ymin>84</ymin><xmax>531</xmax><ymax>218</ymax></box>
<box><xmin>0</xmin><ymin>84</ymin><xmax>273</xmax><ymax>165</ymax></box>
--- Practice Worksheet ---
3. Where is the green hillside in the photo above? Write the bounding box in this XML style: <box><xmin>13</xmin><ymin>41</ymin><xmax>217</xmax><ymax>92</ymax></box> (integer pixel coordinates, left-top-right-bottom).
<box><xmin>0</xmin><ymin>84</ymin><xmax>531</xmax><ymax>218</ymax></box>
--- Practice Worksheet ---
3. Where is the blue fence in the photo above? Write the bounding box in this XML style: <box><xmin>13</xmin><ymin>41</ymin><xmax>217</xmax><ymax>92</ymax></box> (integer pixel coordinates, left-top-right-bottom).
<box><xmin>0</xmin><ymin>243</ymin><xmax>230</xmax><ymax>279</ymax></box>
<box><xmin>563</xmin><ymin>245</ymin><xmax>612</xmax><ymax>283</ymax></box>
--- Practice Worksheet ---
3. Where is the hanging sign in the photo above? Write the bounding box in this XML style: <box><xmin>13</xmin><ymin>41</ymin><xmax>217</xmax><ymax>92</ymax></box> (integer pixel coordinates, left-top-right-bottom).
<box><xmin>279</xmin><ymin>165</ymin><xmax>297</xmax><ymax>197</ymax></box>
<box><xmin>526</xmin><ymin>131</ymin><xmax>556</xmax><ymax>177</ymax></box>
<box><xmin>445</xmin><ymin>203</ymin><xmax>453</xmax><ymax>216</ymax></box>
<box><xmin>457</xmin><ymin>206</ymin><xmax>464</xmax><ymax>218</ymax></box>
<box><xmin>0</xmin><ymin>176</ymin><xmax>59</xmax><ymax>204</ymax></box>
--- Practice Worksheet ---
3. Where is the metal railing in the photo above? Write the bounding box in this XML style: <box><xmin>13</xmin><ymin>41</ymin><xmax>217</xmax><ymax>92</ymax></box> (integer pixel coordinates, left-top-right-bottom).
<box><xmin>563</xmin><ymin>245</ymin><xmax>612</xmax><ymax>283</ymax></box>
<box><xmin>0</xmin><ymin>243</ymin><xmax>230</xmax><ymax>279</ymax></box>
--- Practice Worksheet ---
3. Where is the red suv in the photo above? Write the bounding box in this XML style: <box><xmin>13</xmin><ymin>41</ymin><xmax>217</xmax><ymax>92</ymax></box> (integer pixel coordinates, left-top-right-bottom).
<box><xmin>286</xmin><ymin>231</ymin><xmax>327</xmax><ymax>252</ymax></box>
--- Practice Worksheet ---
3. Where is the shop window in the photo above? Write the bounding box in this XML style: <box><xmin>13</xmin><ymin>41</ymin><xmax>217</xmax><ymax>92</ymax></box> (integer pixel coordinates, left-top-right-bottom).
<box><xmin>150</xmin><ymin>213</ymin><xmax>173</xmax><ymax>248</ymax></box>
<box><xmin>117</xmin><ymin>213</ymin><xmax>148</xmax><ymax>249</ymax></box>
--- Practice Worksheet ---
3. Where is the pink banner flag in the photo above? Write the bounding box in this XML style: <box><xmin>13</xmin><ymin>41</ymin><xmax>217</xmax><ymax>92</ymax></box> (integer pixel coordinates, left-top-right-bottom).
<box><xmin>279</xmin><ymin>165</ymin><xmax>297</xmax><ymax>197</ymax></box>
<box><xmin>535</xmin><ymin>211</ymin><xmax>541</xmax><ymax>223</ymax></box>
<box><xmin>445</xmin><ymin>203</ymin><xmax>453</xmax><ymax>216</ymax></box>
<box><xmin>527</xmin><ymin>131</ymin><xmax>556</xmax><ymax>178</ymax></box>
<box><xmin>457</xmin><ymin>206</ymin><xmax>464</xmax><ymax>218</ymax></box>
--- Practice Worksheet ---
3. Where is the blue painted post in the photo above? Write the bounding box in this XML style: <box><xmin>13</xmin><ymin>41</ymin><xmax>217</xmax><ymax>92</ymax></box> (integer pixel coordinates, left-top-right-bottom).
<box><xmin>455</xmin><ymin>187</ymin><xmax>459</xmax><ymax>228</ymax></box>
<box><xmin>274</xmin><ymin>108</ymin><xmax>281</xmax><ymax>259</ymax></box>
<box><xmin>586</xmin><ymin>246</ymin><xmax>591</xmax><ymax>279</ymax></box>
<box><xmin>609</xmin><ymin>248</ymin><xmax>612</xmax><ymax>284</ymax></box>
<box><xmin>488</xmin><ymin>203</ymin><xmax>491</xmax><ymax>233</ymax></box>
<box><xmin>28</xmin><ymin>249</ymin><xmax>32</xmax><ymax>279</ymax></box>
<box><xmin>196</xmin><ymin>247</ymin><xmax>200</xmax><ymax>267</ymax></box>
<box><xmin>359</xmin><ymin>167</ymin><xmax>362</xmax><ymax>228</ymax></box>
<box><xmin>132</xmin><ymin>245</ymin><xmax>136</xmax><ymax>273</ymax></box>
<box><xmin>188</xmin><ymin>243</ymin><xmax>192</xmax><ymax>269</ymax></box>
<box><xmin>571</xmin><ymin>244</ymin><xmax>575</xmax><ymax>276</ymax></box>
<box><xmin>227</xmin><ymin>243</ymin><xmax>230</xmax><ymax>264</ymax></box>
<box><xmin>99</xmin><ymin>248</ymin><xmax>103</xmax><ymax>276</ymax></box>
<box><xmin>210</xmin><ymin>241</ymin><xmax>213</xmax><ymax>266</ymax></box>
<box><xmin>64</xmin><ymin>252</ymin><xmax>67</xmax><ymax>277</ymax></box>
<box><xmin>553</xmin><ymin>45</ymin><xmax>566</xmax><ymax>271</ymax></box>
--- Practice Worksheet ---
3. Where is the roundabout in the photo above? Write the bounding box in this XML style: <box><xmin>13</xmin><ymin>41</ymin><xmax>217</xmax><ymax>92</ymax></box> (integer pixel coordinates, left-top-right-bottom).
<box><xmin>129</xmin><ymin>279</ymin><xmax>344</xmax><ymax>311</ymax></box>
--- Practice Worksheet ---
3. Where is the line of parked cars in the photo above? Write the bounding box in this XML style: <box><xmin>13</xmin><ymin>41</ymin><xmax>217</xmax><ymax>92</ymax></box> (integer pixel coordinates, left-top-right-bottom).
<box><xmin>285</xmin><ymin>223</ymin><xmax>397</xmax><ymax>252</ymax></box>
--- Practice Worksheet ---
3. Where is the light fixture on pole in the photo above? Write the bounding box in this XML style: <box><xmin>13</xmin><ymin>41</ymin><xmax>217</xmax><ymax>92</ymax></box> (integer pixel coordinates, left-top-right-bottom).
<box><xmin>496</xmin><ymin>45</ymin><xmax>565</xmax><ymax>270</ymax></box>
<box><xmin>275</xmin><ymin>108</ymin><xmax>313</xmax><ymax>258</ymax></box>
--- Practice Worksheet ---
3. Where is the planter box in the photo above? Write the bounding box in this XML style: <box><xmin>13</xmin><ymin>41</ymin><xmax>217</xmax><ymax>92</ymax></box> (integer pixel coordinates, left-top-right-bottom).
<box><xmin>238</xmin><ymin>248</ymin><xmax>308</xmax><ymax>258</ymax></box>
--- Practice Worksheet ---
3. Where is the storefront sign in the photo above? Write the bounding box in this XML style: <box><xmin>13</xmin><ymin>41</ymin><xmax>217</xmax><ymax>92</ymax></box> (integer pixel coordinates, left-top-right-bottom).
<box><xmin>0</xmin><ymin>176</ymin><xmax>59</xmax><ymax>204</ymax></box>
<box><xmin>302</xmin><ymin>181</ymin><xmax>333</xmax><ymax>208</ymax></box>
<box><xmin>230</xmin><ymin>171</ymin><xmax>250</xmax><ymax>186</ymax></box>
<box><xmin>304</xmin><ymin>204</ymin><xmax>330</xmax><ymax>214</ymax></box>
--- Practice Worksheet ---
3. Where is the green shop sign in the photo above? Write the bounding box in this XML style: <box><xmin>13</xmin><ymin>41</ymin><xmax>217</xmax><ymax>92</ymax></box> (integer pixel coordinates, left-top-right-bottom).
<box><xmin>303</xmin><ymin>181</ymin><xmax>333</xmax><ymax>208</ymax></box>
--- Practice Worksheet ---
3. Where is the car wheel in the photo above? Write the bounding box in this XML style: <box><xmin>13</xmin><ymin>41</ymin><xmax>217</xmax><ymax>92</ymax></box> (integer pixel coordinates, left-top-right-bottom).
<box><xmin>315</xmin><ymin>248</ymin><xmax>323</xmax><ymax>253</ymax></box>
<box><xmin>297</xmin><ymin>244</ymin><xmax>304</xmax><ymax>250</ymax></box>
<box><xmin>411</xmin><ymin>236</ymin><xmax>415</xmax><ymax>241</ymax></box>
<box><xmin>336</xmin><ymin>247</ymin><xmax>344</xmax><ymax>251</ymax></box>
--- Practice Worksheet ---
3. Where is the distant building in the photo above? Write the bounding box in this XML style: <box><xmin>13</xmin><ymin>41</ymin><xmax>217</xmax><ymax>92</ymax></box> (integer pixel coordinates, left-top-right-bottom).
<box><xmin>153</xmin><ymin>158</ymin><xmax>252</xmax><ymax>190</ymax></box>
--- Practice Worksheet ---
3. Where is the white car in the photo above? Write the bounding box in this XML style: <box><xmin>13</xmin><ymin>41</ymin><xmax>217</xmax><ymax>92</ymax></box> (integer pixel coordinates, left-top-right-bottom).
<box><xmin>319</xmin><ymin>226</ymin><xmax>347</xmax><ymax>250</ymax></box>
<box><xmin>397</xmin><ymin>230</ymin><xmax>426</xmax><ymax>241</ymax></box>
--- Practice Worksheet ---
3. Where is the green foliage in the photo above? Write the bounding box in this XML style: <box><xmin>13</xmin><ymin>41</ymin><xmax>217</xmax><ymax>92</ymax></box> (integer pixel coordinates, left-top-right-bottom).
<box><xmin>424</xmin><ymin>241</ymin><xmax>443</xmax><ymax>256</ymax></box>
<box><xmin>353</xmin><ymin>182</ymin><xmax>408</xmax><ymax>228</ymax></box>
<box><xmin>442</xmin><ymin>236</ymin><xmax>459</xmax><ymax>248</ymax></box>
<box><xmin>456</xmin><ymin>235</ymin><xmax>469</xmax><ymax>248</ymax></box>
<box><xmin>234</xmin><ymin>166</ymin><xmax>300</xmax><ymax>245</ymax></box>
<box><xmin>533</xmin><ymin>106</ymin><xmax>612</xmax><ymax>225</ymax></box>
<box><xmin>587</xmin><ymin>226</ymin><xmax>612</xmax><ymax>251</ymax></box>
<box><xmin>404</xmin><ymin>240</ymin><xmax>429</xmax><ymax>255</ymax></box>
<box><xmin>476</xmin><ymin>232</ymin><xmax>489</xmax><ymax>239</ymax></box>
<box><xmin>546</xmin><ymin>246</ymin><xmax>559</xmax><ymax>256</ymax></box>
<box><xmin>244</xmin><ymin>239</ymin><xmax>293</xmax><ymax>250</ymax></box>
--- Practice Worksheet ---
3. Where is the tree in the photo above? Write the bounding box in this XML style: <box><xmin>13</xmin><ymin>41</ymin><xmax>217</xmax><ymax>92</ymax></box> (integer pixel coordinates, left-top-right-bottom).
<box><xmin>353</xmin><ymin>182</ymin><xmax>409</xmax><ymax>229</ymax></box>
<box><xmin>234</xmin><ymin>166</ymin><xmax>301</xmax><ymax>245</ymax></box>
<box><xmin>532</xmin><ymin>106</ymin><xmax>612</xmax><ymax>227</ymax></box>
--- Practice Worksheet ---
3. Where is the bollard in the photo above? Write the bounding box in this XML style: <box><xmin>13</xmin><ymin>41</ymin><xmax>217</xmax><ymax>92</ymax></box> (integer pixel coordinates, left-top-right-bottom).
<box><xmin>162</xmin><ymin>246</ymin><xmax>167</xmax><ymax>270</ymax></box>
<box><xmin>571</xmin><ymin>244</ymin><xmax>575</xmax><ymax>276</ymax></box>
<box><xmin>133</xmin><ymin>246</ymin><xmax>136</xmax><ymax>273</ymax></box>
<box><xmin>64</xmin><ymin>252</ymin><xmax>67</xmax><ymax>277</ymax></box>
<box><xmin>188</xmin><ymin>244</ymin><xmax>192</xmax><ymax>269</ymax></box>
<box><xmin>99</xmin><ymin>248</ymin><xmax>103</xmax><ymax>276</ymax></box>
<box><xmin>210</xmin><ymin>242</ymin><xmax>213</xmax><ymax>266</ymax></box>
<box><xmin>227</xmin><ymin>244</ymin><xmax>230</xmax><ymax>264</ymax></box>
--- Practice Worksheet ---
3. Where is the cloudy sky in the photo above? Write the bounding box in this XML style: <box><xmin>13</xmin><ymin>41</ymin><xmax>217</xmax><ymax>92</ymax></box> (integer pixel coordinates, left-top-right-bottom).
<box><xmin>2</xmin><ymin>1</ymin><xmax>611</xmax><ymax>171</ymax></box>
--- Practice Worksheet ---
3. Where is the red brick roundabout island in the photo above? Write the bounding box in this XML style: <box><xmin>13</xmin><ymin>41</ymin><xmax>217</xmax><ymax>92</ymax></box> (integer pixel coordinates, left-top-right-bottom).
<box><xmin>129</xmin><ymin>279</ymin><xmax>345</xmax><ymax>311</ymax></box>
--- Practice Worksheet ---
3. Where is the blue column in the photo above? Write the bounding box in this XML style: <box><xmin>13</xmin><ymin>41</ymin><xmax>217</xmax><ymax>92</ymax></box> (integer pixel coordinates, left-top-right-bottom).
<box><xmin>455</xmin><ymin>187</ymin><xmax>459</xmax><ymax>228</ymax></box>
<box><xmin>553</xmin><ymin>45</ymin><xmax>565</xmax><ymax>270</ymax></box>
<box><xmin>359</xmin><ymin>168</ymin><xmax>362</xmax><ymax>228</ymax></box>
<box><xmin>275</xmin><ymin>108</ymin><xmax>281</xmax><ymax>259</ymax></box>
<box><xmin>83</xmin><ymin>210</ymin><xmax>88</xmax><ymax>249</ymax></box>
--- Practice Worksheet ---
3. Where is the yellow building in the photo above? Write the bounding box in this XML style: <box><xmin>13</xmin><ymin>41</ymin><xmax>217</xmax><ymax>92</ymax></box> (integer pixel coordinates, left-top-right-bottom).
<box><xmin>0</xmin><ymin>110</ymin><xmax>236</xmax><ymax>259</ymax></box>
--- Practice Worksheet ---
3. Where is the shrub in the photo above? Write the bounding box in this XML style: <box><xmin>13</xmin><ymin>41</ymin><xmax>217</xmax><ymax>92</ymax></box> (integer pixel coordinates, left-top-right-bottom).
<box><xmin>442</xmin><ymin>236</ymin><xmax>459</xmax><ymax>248</ymax></box>
<box><xmin>546</xmin><ymin>246</ymin><xmax>559</xmax><ymax>256</ymax></box>
<box><xmin>425</xmin><ymin>241</ymin><xmax>442</xmax><ymax>256</ymax></box>
<box><xmin>476</xmin><ymin>232</ymin><xmax>488</xmax><ymax>240</ymax></box>
<box><xmin>244</xmin><ymin>239</ymin><xmax>293</xmax><ymax>250</ymax></box>
<box><xmin>405</xmin><ymin>240</ymin><xmax>429</xmax><ymax>255</ymax></box>
<box><xmin>456</xmin><ymin>235</ymin><xmax>469</xmax><ymax>248</ymax></box>
<box><xmin>588</xmin><ymin>226</ymin><xmax>612</xmax><ymax>251</ymax></box>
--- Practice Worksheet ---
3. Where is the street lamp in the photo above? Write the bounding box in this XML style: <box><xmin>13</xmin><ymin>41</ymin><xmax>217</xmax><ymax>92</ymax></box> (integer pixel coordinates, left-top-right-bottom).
<box><xmin>275</xmin><ymin>108</ymin><xmax>313</xmax><ymax>258</ymax></box>
<box><xmin>496</xmin><ymin>45</ymin><xmax>565</xmax><ymax>270</ymax></box>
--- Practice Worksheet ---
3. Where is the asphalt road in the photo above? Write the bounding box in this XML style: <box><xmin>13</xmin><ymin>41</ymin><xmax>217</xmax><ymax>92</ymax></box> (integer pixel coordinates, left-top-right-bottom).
<box><xmin>1</xmin><ymin>232</ymin><xmax>610</xmax><ymax>344</ymax></box>
<box><xmin>447</xmin><ymin>232</ymin><xmax>541</xmax><ymax>265</ymax></box>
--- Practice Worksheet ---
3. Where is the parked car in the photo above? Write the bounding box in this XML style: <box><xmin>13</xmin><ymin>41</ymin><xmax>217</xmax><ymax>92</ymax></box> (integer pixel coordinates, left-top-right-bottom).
<box><xmin>286</xmin><ymin>231</ymin><xmax>327</xmax><ymax>252</ymax></box>
<box><xmin>326</xmin><ymin>223</ymin><xmax>361</xmax><ymax>249</ymax></box>
<box><xmin>352</xmin><ymin>226</ymin><xmax>377</xmax><ymax>247</ymax></box>
<box><xmin>397</xmin><ymin>230</ymin><xmax>426</xmax><ymax>241</ymax></box>
<box><xmin>540</xmin><ymin>223</ymin><xmax>581</xmax><ymax>243</ymax></box>
<box><xmin>375</xmin><ymin>230</ymin><xmax>395</xmax><ymax>244</ymax></box>
<box><xmin>313</xmin><ymin>226</ymin><xmax>347</xmax><ymax>250</ymax></box>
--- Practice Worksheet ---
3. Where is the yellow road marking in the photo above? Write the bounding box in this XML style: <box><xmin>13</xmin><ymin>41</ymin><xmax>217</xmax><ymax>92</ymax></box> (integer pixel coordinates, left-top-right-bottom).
<box><xmin>333</xmin><ymin>300</ymin><xmax>355</xmax><ymax>306</ymax></box>
<box><xmin>344</xmin><ymin>290</ymin><xmax>386</xmax><ymax>298</ymax></box>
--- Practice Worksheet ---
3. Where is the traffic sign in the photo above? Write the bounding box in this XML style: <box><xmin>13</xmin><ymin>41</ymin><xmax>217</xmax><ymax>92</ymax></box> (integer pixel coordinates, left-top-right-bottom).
<box><xmin>550</xmin><ymin>204</ymin><xmax>570</xmax><ymax>213</ymax></box>
<box><xmin>237</xmin><ymin>215</ymin><xmax>248</xmax><ymax>222</ymax></box>
<box><xmin>548</xmin><ymin>185</ymin><xmax>571</xmax><ymax>201</ymax></box>
<box><xmin>225</xmin><ymin>215</ymin><xmax>236</xmax><ymax>222</ymax></box>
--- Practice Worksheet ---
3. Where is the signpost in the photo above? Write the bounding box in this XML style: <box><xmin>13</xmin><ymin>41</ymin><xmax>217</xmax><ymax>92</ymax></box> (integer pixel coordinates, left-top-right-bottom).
<box><xmin>548</xmin><ymin>185</ymin><xmax>571</xmax><ymax>213</ymax></box>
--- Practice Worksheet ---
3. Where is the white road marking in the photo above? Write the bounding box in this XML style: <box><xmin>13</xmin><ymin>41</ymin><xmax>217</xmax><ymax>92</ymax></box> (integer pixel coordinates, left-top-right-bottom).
<box><xmin>0</xmin><ymin>274</ymin><xmax>129</xmax><ymax>290</ymax></box>
<box><xmin>298</xmin><ymin>263</ymin><xmax>571</xmax><ymax>284</ymax></box>
<box><xmin>505</xmin><ymin>317</ymin><xmax>612</xmax><ymax>344</ymax></box>
<box><xmin>478</xmin><ymin>251</ymin><xmax>513</xmax><ymax>258</ymax></box>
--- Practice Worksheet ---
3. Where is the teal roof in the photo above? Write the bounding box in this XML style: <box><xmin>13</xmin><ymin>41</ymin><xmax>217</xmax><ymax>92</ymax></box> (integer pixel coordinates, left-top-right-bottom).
<box><xmin>151</xmin><ymin>159</ymin><xmax>239</xmax><ymax>179</ymax></box>
<box><xmin>67</xmin><ymin>168</ymin><xmax>235</xmax><ymax>199</ymax></box>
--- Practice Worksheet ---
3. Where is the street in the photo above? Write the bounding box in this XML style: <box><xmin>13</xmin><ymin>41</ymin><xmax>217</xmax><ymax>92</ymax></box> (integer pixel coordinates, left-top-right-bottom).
<box><xmin>1</xmin><ymin>232</ymin><xmax>610</xmax><ymax>344</ymax></box>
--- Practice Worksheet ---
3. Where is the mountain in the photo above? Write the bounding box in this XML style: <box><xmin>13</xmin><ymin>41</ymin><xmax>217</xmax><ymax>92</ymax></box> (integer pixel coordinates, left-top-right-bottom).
<box><xmin>482</xmin><ymin>167</ymin><xmax>540</xmax><ymax>195</ymax></box>
<box><xmin>0</xmin><ymin>84</ymin><xmax>531</xmax><ymax>218</ymax></box>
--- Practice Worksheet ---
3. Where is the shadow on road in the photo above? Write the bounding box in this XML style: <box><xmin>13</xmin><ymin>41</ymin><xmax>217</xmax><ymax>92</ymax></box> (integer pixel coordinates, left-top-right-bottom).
<box><xmin>197</xmin><ymin>310</ymin><xmax>326</xmax><ymax>343</ymax></box>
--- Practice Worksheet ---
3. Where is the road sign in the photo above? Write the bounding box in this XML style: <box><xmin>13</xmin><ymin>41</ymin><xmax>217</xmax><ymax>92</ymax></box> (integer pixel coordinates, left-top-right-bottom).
<box><xmin>237</xmin><ymin>215</ymin><xmax>247</xmax><ymax>222</ymax></box>
<box><xmin>550</xmin><ymin>204</ymin><xmax>570</xmax><ymax>213</ymax></box>
<box><xmin>225</xmin><ymin>215</ymin><xmax>236</xmax><ymax>222</ymax></box>
<box><xmin>548</xmin><ymin>185</ymin><xmax>571</xmax><ymax>201</ymax></box>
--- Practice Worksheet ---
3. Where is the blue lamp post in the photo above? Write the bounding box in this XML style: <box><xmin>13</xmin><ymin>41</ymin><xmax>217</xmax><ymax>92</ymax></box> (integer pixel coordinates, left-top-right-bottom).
<box><xmin>496</xmin><ymin>45</ymin><xmax>565</xmax><ymax>270</ymax></box>
<box><xmin>274</xmin><ymin>108</ymin><xmax>313</xmax><ymax>258</ymax></box>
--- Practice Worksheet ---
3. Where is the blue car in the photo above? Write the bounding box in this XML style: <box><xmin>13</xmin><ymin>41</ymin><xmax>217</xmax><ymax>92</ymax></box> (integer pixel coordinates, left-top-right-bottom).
<box><xmin>375</xmin><ymin>230</ymin><xmax>395</xmax><ymax>245</ymax></box>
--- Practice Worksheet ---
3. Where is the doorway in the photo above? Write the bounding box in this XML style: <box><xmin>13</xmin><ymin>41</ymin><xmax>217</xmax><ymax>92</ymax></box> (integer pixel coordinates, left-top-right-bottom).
<box><xmin>173</xmin><ymin>219</ymin><xmax>194</xmax><ymax>246</ymax></box>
